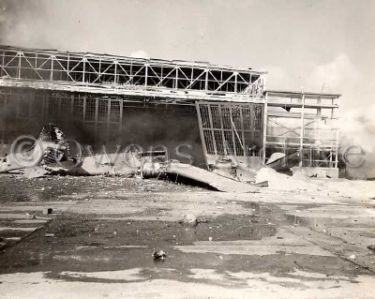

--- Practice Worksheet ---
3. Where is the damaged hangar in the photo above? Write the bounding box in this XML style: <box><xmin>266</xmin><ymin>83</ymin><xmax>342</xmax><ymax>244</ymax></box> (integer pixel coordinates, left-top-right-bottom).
<box><xmin>0</xmin><ymin>45</ymin><xmax>340</xmax><ymax>176</ymax></box>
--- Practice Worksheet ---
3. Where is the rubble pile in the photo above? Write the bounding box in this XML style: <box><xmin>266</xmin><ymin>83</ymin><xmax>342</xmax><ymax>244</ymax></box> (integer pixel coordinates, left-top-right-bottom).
<box><xmin>37</xmin><ymin>123</ymin><xmax>72</xmax><ymax>166</ymax></box>
<box><xmin>0</xmin><ymin>123</ymin><xmax>78</xmax><ymax>177</ymax></box>
<box><xmin>255</xmin><ymin>167</ymin><xmax>316</xmax><ymax>192</ymax></box>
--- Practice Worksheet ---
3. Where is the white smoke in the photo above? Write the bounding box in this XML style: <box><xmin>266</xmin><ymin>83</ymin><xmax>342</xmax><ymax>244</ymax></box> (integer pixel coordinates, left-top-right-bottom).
<box><xmin>267</xmin><ymin>54</ymin><xmax>375</xmax><ymax>178</ymax></box>
<box><xmin>129</xmin><ymin>50</ymin><xmax>150</xmax><ymax>59</ymax></box>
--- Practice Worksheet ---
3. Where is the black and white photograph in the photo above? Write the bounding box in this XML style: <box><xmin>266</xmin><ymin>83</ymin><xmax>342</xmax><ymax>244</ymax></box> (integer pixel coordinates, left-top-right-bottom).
<box><xmin>0</xmin><ymin>0</ymin><xmax>374</xmax><ymax>298</ymax></box>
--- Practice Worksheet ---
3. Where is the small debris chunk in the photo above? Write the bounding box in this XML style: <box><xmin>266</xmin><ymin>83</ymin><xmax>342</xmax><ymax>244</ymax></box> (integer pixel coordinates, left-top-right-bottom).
<box><xmin>0</xmin><ymin>237</ymin><xmax>7</xmax><ymax>250</ymax></box>
<box><xmin>43</xmin><ymin>208</ymin><xmax>53</xmax><ymax>215</ymax></box>
<box><xmin>152</xmin><ymin>249</ymin><xmax>167</xmax><ymax>261</ymax></box>
<box><xmin>367</xmin><ymin>245</ymin><xmax>375</xmax><ymax>252</ymax></box>
<box><xmin>179</xmin><ymin>214</ymin><xmax>198</xmax><ymax>227</ymax></box>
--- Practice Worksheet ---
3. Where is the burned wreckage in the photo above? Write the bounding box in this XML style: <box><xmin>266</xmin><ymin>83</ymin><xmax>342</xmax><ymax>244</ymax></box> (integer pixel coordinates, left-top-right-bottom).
<box><xmin>0</xmin><ymin>45</ymin><xmax>340</xmax><ymax>188</ymax></box>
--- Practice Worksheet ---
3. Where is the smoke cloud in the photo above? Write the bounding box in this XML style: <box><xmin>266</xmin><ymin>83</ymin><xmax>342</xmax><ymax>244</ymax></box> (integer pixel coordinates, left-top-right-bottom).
<box><xmin>267</xmin><ymin>53</ymin><xmax>375</xmax><ymax>178</ymax></box>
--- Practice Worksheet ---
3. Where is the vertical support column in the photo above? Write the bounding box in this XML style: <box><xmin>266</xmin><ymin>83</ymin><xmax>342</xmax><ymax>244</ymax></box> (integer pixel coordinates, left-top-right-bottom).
<box><xmin>229</xmin><ymin>106</ymin><xmax>237</xmax><ymax>156</ymax></box>
<box><xmin>219</xmin><ymin>105</ymin><xmax>228</xmax><ymax>156</ymax></box>
<box><xmin>207</xmin><ymin>104</ymin><xmax>217</xmax><ymax>156</ymax></box>
<box><xmin>0</xmin><ymin>91</ymin><xmax>4</xmax><ymax>143</ymax></box>
<box><xmin>34</xmin><ymin>53</ymin><xmax>38</xmax><ymax>68</ymax></box>
<box><xmin>70</xmin><ymin>94</ymin><xmax>74</xmax><ymax>114</ymax></box>
<box><xmin>299</xmin><ymin>93</ymin><xmax>305</xmax><ymax>167</ymax></box>
<box><xmin>1</xmin><ymin>50</ymin><xmax>5</xmax><ymax>77</ymax></box>
<box><xmin>234</xmin><ymin>73</ymin><xmax>238</xmax><ymax>93</ymax></box>
<box><xmin>317</xmin><ymin>96</ymin><xmax>322</xmax><ymax>116</ymax></box>
<box><xmin>67</xmin><ymin>54</ymin><xmax>71</xmax><ymax>81</ymax></box>
<box><xmin>50</xmin><ymin>56</ymin><xmax>54</xmax><ymax>81</ymax></box>
<box><xmin>332</xmin><ymin>105</ymin><xmax>339</xmax><ymax>168</ymax></box>
<box><xmin>17</xmin><ymin>52</ymin><xmax>22</xmax><ymax>79</ymax></box>
<box><xmin>95</xmin><ymin>97</ymin><xmax>99</xmax><ymax>124</ymax></box>
<box><xmin>205</xmin><ymin>69</ymin><xmax>208</xmax><ymax>91</ymax></box>
<box><xmin>316</xmin><ymin>97</ymin><xmax>322</xmax><ymax>168</ymax></box>
<box><xmin>0</xmin><ymin>92</ymin><xmax>3</xmax><ymax>143</ymax></box>
<box><xmin>195</xmin><ymin>101</ymin><xmax>208</xmax><ymax>167</ymax></box>
<box><xmin>145</xmin><ymin>63</ymin><xmax>148</xmax><ymax>88</ymax></box>
<box><xmin>114</xmin><ymin>61</ymin><xmax>118</xmax><ymax>86</ymax></box>
<box><xmin>82</xmin><ymin>58</ymin><xmax>86</xmax><ymax>84</ymax></box>
<box><xmin>129</xmin><ymin>62</ymin><xmax>133</xmax><ymax>84</ymax></box>
<box><xmin>262</xmin><ymin>93</ymin><xmax>268</xmax><ymax>164</ymax></box>
<box><xmin>93</xmin><ymin>96</ymin><xmax>98</xmax><ymax>143</ymax></box>
<box><xmin>107</xmin><ymin>99</ymin><xmax>111</xmax><ymax>124</ymax></box>
<box><xmin>98</xmin><ymin>59</ymin><xmax>102</xmax><ymax>80</ymax></box>
<box><xmin>190</xmin><ymin>67</ymin><xmax>194</xmax><ymax>88</ymax></box>
<box><xmin>250</xmin><ymin>103</ymin><xmax>255</xmax><ymax>142</ymax></box>
<box><xmin>106</xmin><ymin>98</ymin><xmax>111</xmax><ymax>143</ymax></box>
<box><xmin>2</xmin><ymin>91</ymin><xmax>7</xmax><ymax>142</ymax></box>
<box><xmin>83</xmin><ymin>94</ymin><xmax>87</xmax><ymax>120</ymax></box>
<box><xmin>314</xmin><ymin>116</ymin><xmax>319</xmax><ymax>168</ymax></box>
<box><xmin>119</xmin><ymin>98</ymin><xmax>124</xmax><ymax>132</ymax></box>
<box><xmin>239</xmin><ymin>107</ymin><xmax>246</xmax><ymax>158</ymax></box>
<box><xmin>335</xmin><ymin>127</ymin><xmax>339</xmax><ymax>168</ymax></box>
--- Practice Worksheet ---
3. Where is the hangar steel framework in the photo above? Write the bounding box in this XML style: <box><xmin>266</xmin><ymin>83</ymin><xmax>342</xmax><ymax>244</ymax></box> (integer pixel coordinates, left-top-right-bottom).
<box><xmin>0</xmin><ymin>45</ymin><xmax>340</xmax><ymax>171</ymax></box>
<box><xmin>0</xmin><ymin>45</ymin><xmax>265</xmax><ymax>103</ymax></box>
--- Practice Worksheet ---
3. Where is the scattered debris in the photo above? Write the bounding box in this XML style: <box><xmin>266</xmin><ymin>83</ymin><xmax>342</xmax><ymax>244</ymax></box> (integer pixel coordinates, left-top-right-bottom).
<box><xmin>367</xmin><ymin>245</ymin><xmax>375</xmax><ymax>252</ymax></box>
<box><xmin>212</xmin><ymin>157</ymin><xmax>237</xmax><ymax>179</ymax></box>
<box><xmin>266</xmin><ymin>152</ymin><xmax>286</xmax><ymax>167</ymax></box>
<box><xmin>235</xmin><ymin>164</ymin><xmax>258</xmax><ymax>183</ymax></box>
<box><xmin>254</xmin><ymin>180</ymin><xmax>268</xmax><ymax>188</ymax></box>
<box><xmin>255</xmin><ymin>167</ymin><xmax>316</xmax><ymax>191</ymax></box>
<box><xmin>0</xmin><ymin>125</ymin><xmax>264</xmax><ymax>192</ymax></box>
<box><xmin>166</xmin><ymin>162</ymin><xmax>259</xmax><ymax>193</ymax></box>
<box><xmin>23</xmin><ymin>167</ymin><xmax>48</xmax><ymax>179</ymax></box>
<box><xmin>0</xmin><ymin>123</ymin><xmax>77</xmax><ymax>176</ymax></box>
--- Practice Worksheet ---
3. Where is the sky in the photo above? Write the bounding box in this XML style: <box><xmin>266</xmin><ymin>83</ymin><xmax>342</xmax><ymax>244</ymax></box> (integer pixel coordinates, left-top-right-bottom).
<box><xmin>0</xmin><ymin>0</ymin><xmax>375</xmax><ymax>170</ymax></box>
<box><xmin>0</xmin><ymin>0</ymin><xmax>374</xmax><ymax>109</ymax></box>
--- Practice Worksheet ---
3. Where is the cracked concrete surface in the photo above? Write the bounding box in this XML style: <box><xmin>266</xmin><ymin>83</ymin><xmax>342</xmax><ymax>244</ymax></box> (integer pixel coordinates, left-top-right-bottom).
<box><xmin>0</xmin><ymin>175</ymin><xmax>374</xmax><ymax>298</ymax></box>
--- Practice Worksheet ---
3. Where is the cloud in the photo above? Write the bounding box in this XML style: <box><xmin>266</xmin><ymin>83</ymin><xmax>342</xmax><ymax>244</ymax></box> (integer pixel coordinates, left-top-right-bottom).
<box><xmin>267</xmin><ymin>54</ymin><xmax>375</xmax><ymax>178</ymax></box>
<box><xmin>263</xmin><ymin>65</ymin><xmax>297</xmax><ymax>91</ymax></box>
<box><xmin>308</xmin><ymin>55</ymin><xmax>375</xmax><ymax>178</ymax></box>
<box><xmin>309</xmin><ymin>54</ymin><xmax>361</xmax><ymax>91</ymax></box>
<box><xmin>129</xmin><ymin>50</ymin><xmax>150</xmax><ymax>59</ymax></box>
